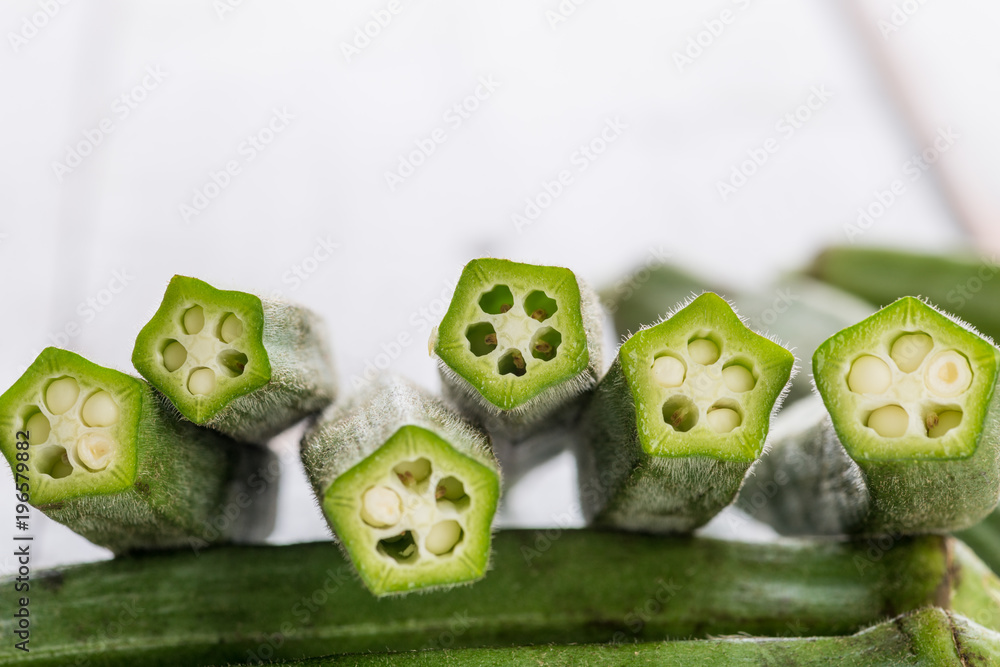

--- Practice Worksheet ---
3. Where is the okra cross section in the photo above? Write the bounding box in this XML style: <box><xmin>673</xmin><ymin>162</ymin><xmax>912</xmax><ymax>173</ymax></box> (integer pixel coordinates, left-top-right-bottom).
<box><xmin>301</xmin><ymin>377</ymin><xmax>501</xmax><ymax>596</ymax></box>
<box><xmin>133</xmin><ymin>275</ymin><xmax>336</xmax><ymax>443</ymax></box>
<box><xmin>578</xmin><ymin>292</ymin><xmax>794</xmax><ymax>533</ymax></box>
<box><xmin>433</xmin><ymin>258</ymin><xmax>602</xmax><ymax>440</ymax></box>
<box><xmin>0</xmin><ymin>348</ymin><xmax>275</xmax><ymax>553</ymax></box>
<box><xmin>814</xmin><ymin>296</ymin><xmax>1000</xmax><ymax>534</ymax></box>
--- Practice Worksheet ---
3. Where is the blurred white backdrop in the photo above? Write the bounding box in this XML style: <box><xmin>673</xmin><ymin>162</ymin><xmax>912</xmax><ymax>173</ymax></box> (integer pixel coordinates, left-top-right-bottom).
<box><xmin>1</xmin><ymin>0</ymin><xmax>996</xmax><ymax>573</ymax></box>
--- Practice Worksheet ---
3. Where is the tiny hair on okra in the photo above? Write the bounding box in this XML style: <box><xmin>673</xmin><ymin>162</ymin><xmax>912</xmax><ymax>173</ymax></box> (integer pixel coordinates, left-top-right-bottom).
<box><xmin>301</xmin><ymin>376</ymin><xmax>501</xmax><ymax>596</ymax></box>
<box><xmin>132</xmin><ymin>275</ymin><xmax>337</xmax><ymax>444</ymax></box>
<box><xmin>577</xmin><ymin>292</ymin><xmax>795</xmax><ymax>533</ymax></box>
<box><xmin>0</xmin><ymin>347</ymin><xmax>276</xmax><ymax>554</ymax></box>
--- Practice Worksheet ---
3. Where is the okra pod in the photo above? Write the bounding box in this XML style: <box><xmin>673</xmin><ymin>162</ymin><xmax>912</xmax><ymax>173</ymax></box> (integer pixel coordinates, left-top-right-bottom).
<box><xmin>431</xmin><ymin>258</ymin><xmax>603</xmax><ymax>441</ymax></box>
<box><xmin>295</xmin><ymin>608</ymin><xmax>1000</xmax><ymax>666</ymax></box>
<box><xmin>0</xmin><ymin>348</ymin><xmax>276</xmax><ymax>554</ymax></box>
<box><xmin>132</xmin><ymin>275</ymin><xmax>336</xmax><ymax>443</ymax></box>
<box><xmin>300</xmin><ymin>377</ymin><xmax>501</xmax><ymax>596</ymax></box>
<box><xmin>812</xmin><ymin>296</ymin><xmax>1000</xmax><ymax>534</ymax></box>
<box><xmin>577</xmin><ymin>292</ymin><xmax>795</xmax><ymax>532</ymax></box>
<box><xmin>3</xmin><ymin>531</ymin><xmax>997</xmax><ymax>666</ymax></box>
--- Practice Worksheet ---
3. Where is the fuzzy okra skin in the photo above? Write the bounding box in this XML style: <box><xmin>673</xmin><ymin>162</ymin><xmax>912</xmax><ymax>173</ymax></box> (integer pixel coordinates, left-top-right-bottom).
<box><xmin>301</xmin><ymin>377</ymin><xmax>501</xmax><ymax>596</ymax></box>
<box><xmin>577</xmin><ymin>292</ymin><xmax>794</xmax><ymax>532</ymax></box>
<box><xmin>288</xmin><ymin>609</ymin><xmax>1000</xmax><ymax>666</ymax></box>
<box><xmin>3</xmin><ymin>531</ymin><xmax>998</xmax><ymax>666</ymax></box>
<box><xmin>813</xmin><ymin>296</ymin><xmax>1000</xmax><ymax>534</ymax></box>
<box><xmin>0</xmin><ymin>348</ymin><xmax>276</xmax><ymax>554</ymax></box>
<box><xmin>432</xmin><ymin>258</ymin><xmax>603</xmax><ymax>441</ymax></box>
<box><xmin>132</xmin><ymin>275</ymin><xmax>336</xmax><ymax>443</ymax></box>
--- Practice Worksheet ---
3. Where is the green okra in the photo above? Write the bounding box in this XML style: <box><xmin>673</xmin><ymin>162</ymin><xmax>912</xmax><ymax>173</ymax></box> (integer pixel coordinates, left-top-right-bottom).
<box><xmin>432</xmin><ymin>258</ymin><xmax>603</xmax><ymax>441</ymax></box>
<box><xmin>812</xmin><ymin>296</ymin><xmax>1000</xmax><ymax>534</ymax></box>
<box><xmin>4</xmin><ymin>531</ymin><xmax>999</xmax><ymax>666</ymax></box>
<box><xmin>301</xmin><ymin>376</ymin><xmax>501</xmax><ymax>596</ymax></box>
<box><xmin>289</xmin><ymin>608</ymin><xmax>1000</xmax><ymax>666</ymax></box>
<box><xmin>132</xmin><ymin>275</ymin><xmax>336</xmax><ymax>443</ymax></box>
<box><xmin>0</xmin><ymin>348</ymin><xmax>275</xmax><ymax>554</ymax></box>
<box><xmin>577</xmin><ymin>292</ymin><xmax>795</xmax><ymax>532</ymax></box>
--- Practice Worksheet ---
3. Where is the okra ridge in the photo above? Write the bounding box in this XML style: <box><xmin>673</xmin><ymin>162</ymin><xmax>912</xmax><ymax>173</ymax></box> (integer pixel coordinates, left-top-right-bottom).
<box><xmin>132</xmin><ymin>275</ymin><xmax>271</xmax><ymax>424</ymax></box>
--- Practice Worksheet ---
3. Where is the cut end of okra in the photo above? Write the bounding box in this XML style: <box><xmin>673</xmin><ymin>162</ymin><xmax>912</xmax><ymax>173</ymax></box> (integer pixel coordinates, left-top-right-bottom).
<box><xmin>0</xmin><ymin>348</ymin><xmax>140</xmax><ymax>506</ymax></box>
<box><xmin>620</xmin><ymin>293</ymin><xmax>794</xmax><ymax>460</ymax></box>
<box><xmin>132</xmin><ymin>276</ymin><xmax>271</xmax><ymax>423</ymax></box>
<box><xmin>814</xmin><ymin>296</ymin><xmax>1000</xmax><ymax>460</ymax></box>
<box><xmin>324</xmin><ymin>425</ymin><xmax>500</xmax><ymax>596</ymax></box>
<box><xmin>434</xmin><ymin>259</ymin><xmax>590</xmax><ymax>411</ymax></box>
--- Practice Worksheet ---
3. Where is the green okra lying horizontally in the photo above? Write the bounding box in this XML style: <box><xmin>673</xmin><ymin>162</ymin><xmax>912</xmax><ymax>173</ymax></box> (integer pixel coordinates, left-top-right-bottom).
<box><xmin>810</xmin><ymin>296</ymin><xmax>1000</xmax><ymax>534</ymax></box>
<box><xmin>4</xmin><ymin>531</ymin><xmax>999</xmax><ymax>666</ymax></box>
<box><xmin>288</xmin><ymin>608</ymin><xmax>1000</xmax><ymax>667</ymax></box>
<box><xmin>431</xmin><ymin>258</ymin><xmax>603</xmax><ymax>442</ymax></box>
<box><xmin>301</xmin><ymin>376</ymin><xmax>501</xmax><ymax>596</ymax></box>
<box><xmin>577</xmin><ymin>292</ymin><xmax>794</xmax><ymax>532</ymax></box>
<box><xmin>0</xmin><ymin>348</ymin><xmax>276</xmax><ymax>554</ymax></box>
<box><xmin>132</xmin><ymin>275</ymin><xmax>336</xmax><ymax>443</ymax></box>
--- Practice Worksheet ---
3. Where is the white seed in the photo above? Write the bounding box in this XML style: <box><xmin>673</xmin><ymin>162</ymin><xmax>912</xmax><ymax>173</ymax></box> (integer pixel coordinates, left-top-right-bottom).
<box><xmin>651</xmin><ymin>356</ymin><xmax>685</xmax><ymax>388</ymax></box>
<box><xmin>25</xmin><ymin>412</ymin><xmax>50</xmax><ymax>445</ymax></box>
<box><xmin>425</xmin><ymin>520</ymin><xmax>462</xmax><ymax>555</ymax></box>
<box><xmin>187</xmin><ymin>368</ymin><xmax>217</xmax><ymax>395</ymax></box>
<box><xmin>924</xmin><ymin>350</ymin><xmax>972</xmax><ymax>398</ymax></box>
<box><xmin>182</xmin><ymin>305</ymin><xmax>205</xmax><ymax>335</ymax></box>
<box><xmin>847</xmin><ymin>356</ymin><xmax>892</xmax><ymax>395</ymax></box>
<box><xmin>76</xmin><ymin>433</ymin><xmax>114</xmax><ymax>471</ymax></box>
<box><xmin>890</xmin><ymin>333</ymin><xmax>933</xmax><ymax>373</ymax></box>
<box><xmin>360</xmin><ymin>486</ymin><xmax>402</xmax><ymax>528</ymax></box>
<box><xmin>688</xmin><ymin>339</ymin><xmax>720</xmax><ymax>365</ymax></box>
<box><xmin>394</xmin><ymin>458</ymin><xmax>431</xmax><ymax>484</ymax></box>
<box><xmin>162</xmin><ymin>341</ymin><xmax>187</xmax><ymax>373</ymax></box>
<box><xmin>707</xmin><ymin>407</ymin><xmax>741</xmax><ymax>433</ymax></box>
<box><xmin>867</xmin><ymin>405</ymin><xmax>909</xmax><ymax>438</ymax></box>
<box><xmin>722</xmin><ymin>365</ymin><xmax>755</xmax><ymax>393</ymax></box>
<box><xmin>927</xmin><ymin>410</ymin><xmax>963</xmax><ymax>438</ymax></box>
<box><xmin>45</xmin><ymin>377</ymin><xmax>80</xmax><ymax>415</ymax></box>
<box><xmin>220</xmin><ymin>313</ymin><xmax>244</xmax><ymax>343</ymax></box>
<box><xmin>81</xmin><ymin>391</ymin><xmax>120</xmax><ymax>428</ymax></box>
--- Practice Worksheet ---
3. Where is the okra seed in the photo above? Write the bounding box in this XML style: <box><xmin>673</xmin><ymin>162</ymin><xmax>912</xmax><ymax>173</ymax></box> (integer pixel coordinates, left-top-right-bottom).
<box><xmin>688</xmin><ymin>339</ymin><xmax>720</xmax><ymax>365</ymax></box>
<box><xmin>360</xmin><ymin>486</ymin><xmax>403</xmax><ymax>528</ymax></box>
<box><xmin>162</xmin><ymin>340</ymin><xmax>187</xmax><ymax>373</ymax></box>
<box><xmin>662</xmin><ymin>396</ymin><xmax>698</xmax><ymax>432</ymax></box>
<box><xmin>425</xmin><ymin>520</ymin><xmax>462</xmax><ymax>555</ymax></box>
<box><xmin>523</xmin><ymin>290</ymin><xmax>558</xmax><ymax>322</ymax></box>
<box><xmin>436</xmin><ymin>476</ymin><xmax>466</xmax><ymax>501</ymax></box>
<box><xmin>867</xmin><ymin>405</ymin><xmax>909</xmax><ymax>438</ymax></box>
<box><xmin>25</xmin><ymin>411</ymin><xmax>50</xmax><ymax>445</ymax></box>
<box><xmin>531</xmin><ymin>309</ymin><xmax>547</xmax><ymax>321</ymax></box>
<box><xmin>45</xmin><ymin>377</ymin><xmax>80</xmax><ymax>415</ymax></box>
<box><xmin>706</xmin><ymin>407</ymin><xmax>741</xmax><ymax>434</ymax></box>
<box><xmin>36</xmin><ymin>446</ymin><xmax>73</xmax><ymax>479</ymax></box>
<box><xmin>722</xmin><ymin>365</ymin><xmax>755</xmax><ymax>393</ymax></box>
<box><xmin>530</xmin><ymin>327</ymin><xmax>562</xmax><ymax>362</ymax></box>
<box><xmin>219</xmin><ymin>313</ymin><xmax>244</xmax><ymax>343</ymax></box>
<box><xmin>187</xmin><ymin>368</ymin><xmax>217</xmax><ymax>395</ymax></box>
<box><xmin>498</xmin><ymin>349</ymin><xmax>527</xmax><ymax>377</ymax></box>
<box><xmin>478</xmin><ymin>285</ymin><xmax>515</xmax><ymax>315</ymax></box>
<box><xmin>81</xmin><ymin>391</ymin><xmax>120</xmax><ymax>428</ymax></box>
<box><xmin>924</xmin><ymin>351</ymin><xmax>972</xmax><ymax>397</ymax></box>
<box><xmin>651</xmin><ymin>356</ymin><xmax>686</xmax><ymax>388</ymax></box>
<box><xmin>393</xmin><ymin>458</ymin><xmax>431</xmax><ymax>484</ymax></box>
<box><xmin>484</xmin><ymin>334</ymin><xmax>497</xmax><ymax>346</ymax></box>
<box><xmin>182</xmin><ymin>305</ymin><xmax>205</xmax><ymax>335</ymax></box>
<box><xmin>76</xmin><ymin>433</ymin><xmax>114</xmax><ymax>471</ymax></box>
<box><xmin>927</xmin><ymin>410</ymin><xmax>963</xmax><ymax>438</ymax></box>
<box><xmin>890</xmin><ymin>332</ymin><xmax>934</xmax><ymax>373</ymax></box>
<box><xmin>847</xmin><ymin>356</ymin><xmax>892</xmax><ymax>395</ymax></box>
<box><xmin>217</xmin><ymin>350</ymin><xmax>248</xmax><ymax>378</ymax></box>
<box><xmin>465</xmin><ymin>322</ymin><xmax>498</xmax><ymax>357</ymax></box>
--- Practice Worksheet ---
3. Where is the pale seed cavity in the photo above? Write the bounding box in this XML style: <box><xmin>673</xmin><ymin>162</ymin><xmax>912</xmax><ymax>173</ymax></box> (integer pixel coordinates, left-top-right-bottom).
<box><xmin>652</xmin><ymin>356</ymin><xmax>686</xmax><ymax>388</ymax></box>
<box><xmin>81</xmin><ymin>391</ymin><xmax>120</xmax><ymax>428</ymax></box>
<box><xmin>927</xmin><ymin>410</ymin><xmax>963</xmax><ymax>438</ymax></box>
<box><xmin>924</xmin><ymin>351</ymin><xmax>973</xmax><ymax>398</ymax></box>
<box><xmin>360</xmin><ymin>486</ymin><xmax>403</xmax><ymax>528</ymax></box>
<box><xmin>25</xmin><ymin>411</ymin><xmax>50</xmax><ymax>445</ymax></box>
<box><xmin>219</xmin><ymin>313</ymin><xmax>244</xmax><ymax>343</ymax></box>
<box><xmin>722</xmin><ymin>365</ymin><xmax>755</xmax><ymax>393</ymax></box>
<box><xmin>45</xmin><ymin>377</ymin><xmax>80</xmax><ymax>415</ymax></box>
<box><xmin>76</xmin><ymin>433</ymin><xmax>115</xmax><ymax>472</ymax></box>
<box><xmin>688</xmin><ymin>339</ymin><xmax>720</xmax><ymax>365</ymax></box>
<box><xmin>848</xmin><ymin>356</ymin><xmax>892</xmax><ymax>395</ymax></box>
<box><xmin>707</xmin><ymin>406</ymin><xmax>742</xmax><ymax>434</ymax></box>
<box><xmin>867</xmin><ymin>405</ymin><xmax>909</xmax><ymax>438</ymax></box>
<box><xmin>188</xmin><ymin>367</ymin><xmax>217</xmax><ymax>395</ymax></box>
<box><xmin>162</xmin><ymin>340</ymin><xmax>187</xmax><ymax>372</ymax></box>
<box><xmin>182</xmin><ymin>305</ymin><xmax>205</xmax><ymax>335</ymax></box>
<box><xmin>425</xmin><ymin>520</ymin><xmax>463</xmax><ymax>555</ymax></box>
<box><xmin>394</xmin><ymin>458</ymin><xmax>431</xmax><ymax>485</ymax></box>
<box><xmin>890</xmin><ymin>333</ymin><xmax>933</xmax><ymax>373</ymax></box>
